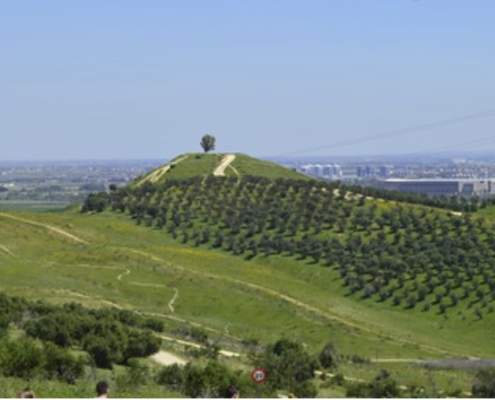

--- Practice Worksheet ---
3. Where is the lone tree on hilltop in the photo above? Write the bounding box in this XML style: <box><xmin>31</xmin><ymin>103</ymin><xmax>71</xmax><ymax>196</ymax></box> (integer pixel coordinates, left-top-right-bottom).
<box><xmin>200</xmin><ymin>134</ymin><xmax>216</xmax><ymax>153</ymax></box>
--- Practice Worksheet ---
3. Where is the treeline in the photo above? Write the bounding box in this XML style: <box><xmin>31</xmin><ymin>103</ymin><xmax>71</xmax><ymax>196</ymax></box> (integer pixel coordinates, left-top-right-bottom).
<box><xmin>83</xmin><ymin>176</ymin><xmax>495</xmax><ymax>319</ymax></box>
<box><xmin>0</xmin><ymin>293</ymin><xmax>162</xmax><ymax>372</ymax></box>
<box><xmin>342</xmin><ymin>183</ymin><xmax>495</xmax><ymax>212</ymax></box>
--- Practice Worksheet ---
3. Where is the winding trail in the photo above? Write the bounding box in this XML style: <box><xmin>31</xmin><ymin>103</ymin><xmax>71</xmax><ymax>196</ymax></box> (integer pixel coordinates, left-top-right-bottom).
<box><xmin>0</xmin><ymin>213</ymin><xmax>88</xmax><ymax>245</ymax></box>
<box><xmin>122</xmin><ymin>248</ymin><xmax>458</xmax><ymax>357</ymax></box>
<box><xmin>213</xmin><ymin>154</ymin><xmax>236</xmax><ymax>177</ymax></box>
<box><xmin>168</xmin><ymin>288</ymin><xmax>179</xmax><ymax>313</ymax></box>
<box><xmin>138</xmin><ymin>155</ymin><xmax>189</xmax><ymax>186</ymax></box>
<box><xmin>0</xmin><ymin>244</ymin><xmax>14</xmax><ymax>257</ymax></box>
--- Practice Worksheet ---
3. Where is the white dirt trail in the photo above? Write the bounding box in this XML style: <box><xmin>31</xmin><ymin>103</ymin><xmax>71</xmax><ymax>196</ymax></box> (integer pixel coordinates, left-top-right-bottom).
<box><xmin>124</xmin><ymin>248</ymin><xmax>459</xmax><ymax>357</ymax></box>
<box><xmin>0</xmin><ymin>213</ymin><xmax>88</xmax><ymax>245</ymax></box>
<box><xmin>213</xmin><ymin>154</ymin><xmax>236</xmax><ymax>177</ymax></box>
<box><xmin>158</xmin><ymin>334</ymin><xmax>240</xmax><ymax>358</ymax></box>
<box><xmin>151</xmin><ymin>350</ymin><xmax>187</xmax><ymax>366</ymax></box>
<box><xmin>0</xmin><ymin>244</ymin><xmax>14</xmax><ymax>257</ymax></box>
<box><xmin>168</xmin><ymin>288</ymin><xmax>179</xmax><ymax>313</ymax></box>
<box><xmin>138</xmin><ymin>155</ymin><xmax>189</xmax><ymax>186</ymax></box>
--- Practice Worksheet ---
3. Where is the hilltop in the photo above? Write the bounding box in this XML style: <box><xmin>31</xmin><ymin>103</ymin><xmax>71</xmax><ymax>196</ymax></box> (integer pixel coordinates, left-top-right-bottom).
<box><xmin>133</xmin><ymin>153</ymin><xmax>308</xmax><ymax>186</ymax></box>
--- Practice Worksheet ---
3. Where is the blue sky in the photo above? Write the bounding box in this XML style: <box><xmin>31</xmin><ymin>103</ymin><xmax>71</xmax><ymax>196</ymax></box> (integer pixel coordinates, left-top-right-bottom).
<box><xmin>1</xmin><ymin>0</ymin><xmax>494</xmax><ymax>160</ymax></box>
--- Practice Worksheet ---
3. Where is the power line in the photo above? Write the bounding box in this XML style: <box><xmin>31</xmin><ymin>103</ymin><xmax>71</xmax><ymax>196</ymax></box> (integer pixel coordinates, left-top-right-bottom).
<box><xmin>278</xmin><ymin>109</ymin><xmax>495</xmax><ymax>156</ymax></box>
<box><xmin>397</xmin><ymin>134</ymin><xmax>495</xmax><ymax>158</ymax></box>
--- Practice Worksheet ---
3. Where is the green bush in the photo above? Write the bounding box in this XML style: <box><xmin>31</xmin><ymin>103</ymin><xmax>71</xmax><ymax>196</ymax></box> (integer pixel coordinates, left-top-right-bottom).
<box><xmin>319</xmin><ymin>342</ymin><xmax>339</xmax><ymax>369</ymax></box>
<box><xmin>43</xmin><ymin>342</ymin><xmax>85</xmax><ymax>384</ymax></box>
<box><xmin>472</xmin><ymin>368</ymin><xmax>495</xmax><ymax>398</ymax></box>
<box><xmin>0</xmin><ymin>337</ymin><xmax>44</xmax><ymax>379</ymax></box>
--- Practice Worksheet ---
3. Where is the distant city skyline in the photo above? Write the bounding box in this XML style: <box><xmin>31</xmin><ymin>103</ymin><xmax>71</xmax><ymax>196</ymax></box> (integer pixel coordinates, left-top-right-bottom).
<box><xmin>2</xmin><ymin>0</ymin><xmax>495</xmax><ymax>160</ymax></box>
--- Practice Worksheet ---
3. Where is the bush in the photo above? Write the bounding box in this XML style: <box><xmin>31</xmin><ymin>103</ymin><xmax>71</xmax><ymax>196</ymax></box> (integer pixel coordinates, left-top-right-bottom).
<box><xmin>124</xmin><ymin>330</ymin><xmax>160</xmax><ymax>361</ymax></box>
<box><xmin>156</xmin><ymin>364</ymin><xmax>184</xmax><ymax>390</ymax></box>
<box><xmin>0</xmin><ymin>337</ymin><xmax>44</xmax><ymax>379</ymax></box>
<box><xmin>253</xmin><ymin>339</ymin><xmax>318</xmax><ymax>395</ymax></box>
<box><xmin>43</xmin><ymin>342</ymin><xmax>85</xmax><ymax>384</ymax></box>
<box><xmin>293</xmin><ymin>380</ymin><xmax>318</xmax><ymax>398</ymax></box>
<box><xmin>117</xmin><ymin>358</ymin><xmax>150</xmax><ymax>390</ymax></box>
<box><xmin>346</xmin><ymin>369</ymin><xmax>400</xmax><ymax>398</ymax></box>
<box><xmin>143</xmin><ymin>318</ymin><xmax>164</xmax><ymax>332</ymax></box>
<box><xmin>82</xmin><ymin>335</ymin><xmax>115</xmax><ymax>369</ymax></box>
<box><xmin>319</xmin><ymin>342</ymin><xmax>338</xmax><ymax>369</ymax></box>
<box><xmin>472</xmin><ymin>368</ymin><xmax>495</xmax><ymax>397</ymax></box>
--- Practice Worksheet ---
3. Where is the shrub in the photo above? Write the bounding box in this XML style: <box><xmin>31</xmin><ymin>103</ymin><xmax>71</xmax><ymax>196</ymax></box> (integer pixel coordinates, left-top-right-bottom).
<box><xmin>156</xmin><ymin>364</ymin><xmax>184</xmax><ymax>390</ymax></box>
<box><xmin>0</xmin><ymin>337</ymin><xmax>44</xmax><ymax>379</ymax></box>
<box><xmin>319</xmin><ymin>342</ymin><xmax>339</xmax><ymax>369</ymax></box>
<box><xmin>472</xmin><ymin>368</ymin><xmax>495</xmax><ymax>397</ymax></box>
<box><xmin>43</xmin><ymin>342</ymin><xmax>85</xmax><ymax>384</ymax></box>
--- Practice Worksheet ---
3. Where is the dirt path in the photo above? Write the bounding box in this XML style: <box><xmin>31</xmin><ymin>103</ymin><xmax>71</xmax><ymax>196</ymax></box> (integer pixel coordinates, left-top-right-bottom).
<box><xmin>168</xmin><ymin>288</ymin><xmax>179</xmax><ymax>313</ymax></box>
<box><xmin>213</xmin><ymin>154</ymin><xmax>236</xmax><ymax>177</ymax></box>
<box><xmin>0</xmin><ymin>244</ymin><xmax>14</xmax><ymax>257</ymax></box>
<box><xmin>138</xmin><ymin>155</ymin><xmax>189</xmax><ymax>186</ymax></box>
<box><xmin>158</xmin><ymin>334</ymin><xmax>241</xmax><ymax>358</ymax></box>
<box><xmin>0</xmin><ymin>213</ymin><xmax>88</xmax><ymax>245</ymax></box>
<box><xmin>371</xmin><ymin>358</ymin><xmax>424</xmax><ymax>363</ymax></box>
<box><xmin>123</xmin><ymin>247</ymin><xmax>458</xmax><ymax>357</ymax></box>
<box><xmin>151</xmin><ymin>350</ymin><xmax>187</xmax><ymax>366</ymax></box>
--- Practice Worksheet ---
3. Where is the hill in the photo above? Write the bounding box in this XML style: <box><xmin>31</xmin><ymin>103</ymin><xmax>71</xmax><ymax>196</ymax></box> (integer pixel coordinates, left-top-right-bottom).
<box><xmin>3</xmin><ymin>154</ymin><xmax>495</xmax><ymax>396</ymax></box>
<box><xmin>0</xmin><ymin>206</ymin><xmax>491</xmax><ymax>396</ymax></box>
<box><xmin>133</xmin><ymin>153</ymin><xmax>308</xmax><ymax>186</ymax></box>
<box><xmin>86</xmin><ymin>176</ymin><xmax>495</xmax><ymax>324</ymax></box>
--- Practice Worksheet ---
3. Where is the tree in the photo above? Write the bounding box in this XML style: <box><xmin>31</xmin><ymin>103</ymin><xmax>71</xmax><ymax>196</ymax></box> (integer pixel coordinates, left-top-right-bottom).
<box><xmin>319</xmin><ymin>342</ymin><xmax>339</xmax><ymax>369</ymax></box>
<box><xmin>43</xmin><ymin>342</ymin><xmax>85</xmax><ymax>384</ymax></box>
<box><xmin>346</xmin><ymin>369</ymin><xmax>400</xmax><ymax>398</ymax></box>
<box><xmin>200</xmin><ymin>134</ymin><xmax>216</xmax><ymax>153</ymax></box>
<box><xmin>472</xmin><ymin>369</ymin><xmax>495</xmax><ymax>397</ymax></box>
<box><xmin>0</xmin><ymin>337</ymin><xmax>44</xmax><ymax>379</ymax></box>
<box><xmin>253</xmin><ymin>339</ymin><xmax>318</xmax><ymax>395</ymax></box>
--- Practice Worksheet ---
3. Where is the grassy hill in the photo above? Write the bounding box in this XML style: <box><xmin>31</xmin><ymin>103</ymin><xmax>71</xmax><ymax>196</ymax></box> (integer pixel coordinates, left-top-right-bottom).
<box><xmin>2</xmin><ymin>155</ymin><xmax>495</xmax><ymax>396</ymax></box>
<box><xmin>0</xmin><ymin>209</ymin><xmax>489</xmax><ymax>395</ymax></box>
<box><xmin>133</xmin><ymin>153</ymin><xmax>308</xmax><ymax>186</ymax></box>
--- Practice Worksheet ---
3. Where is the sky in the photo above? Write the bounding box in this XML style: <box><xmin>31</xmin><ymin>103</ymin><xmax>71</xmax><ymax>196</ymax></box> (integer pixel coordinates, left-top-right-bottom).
<box><xmin>1</xmin><ymin>0</ymin><xmax>495</xmax><ymax>160</ymax></box>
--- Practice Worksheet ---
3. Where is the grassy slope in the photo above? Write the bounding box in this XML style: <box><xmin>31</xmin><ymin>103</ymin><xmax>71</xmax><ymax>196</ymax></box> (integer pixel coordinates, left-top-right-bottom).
<box><xmin>1</xmin><ymin>210</ymin><xmax>493</xmax><ymax>360</ymax></box>
<box><xmin>231</xmin><ymin>154</ymin><xmax>309</xmax><ymax>180</ymax></box>
<box><xmin>133</xmin><ymin>153</ymin><xmax>308</xmax><ymax>185</ymax></box>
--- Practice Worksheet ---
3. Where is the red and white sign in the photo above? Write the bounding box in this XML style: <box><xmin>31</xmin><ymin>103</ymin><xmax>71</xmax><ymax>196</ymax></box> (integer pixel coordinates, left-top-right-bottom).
<box><xmin>251</xmin><ymin>368</ymin><xmax>267</xmax><ymax>384</ymax></box>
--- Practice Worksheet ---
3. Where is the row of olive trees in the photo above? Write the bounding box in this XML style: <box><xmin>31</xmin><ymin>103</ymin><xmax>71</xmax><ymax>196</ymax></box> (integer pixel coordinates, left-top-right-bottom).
<box><xmin>82</xmin><ymin>176</ymin><xmax>495</xmax><ymax>316</ymax></box>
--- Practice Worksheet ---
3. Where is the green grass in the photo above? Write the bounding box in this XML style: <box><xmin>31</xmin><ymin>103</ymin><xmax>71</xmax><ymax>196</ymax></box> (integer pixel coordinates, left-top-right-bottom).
<box><xmin>164</xmin><ymin>153</ymin><xmax>224</xmax><ymax>180</ymax></box>
<box><xmin>0</xmin><ymin>208</ymin><xmax>492</xmax><ymax>393</ymax></box>
<box><xmin>0</xmin><ymin>375</ymin><xmax>181</xmax><ymax>398</ymax></box>
<box><xmin>231</xmin><ymin>153</ymin><xmax>309</xmax><ymax>179</ymax></box>
<box><xmin>133</xmin><ymin>152</ymin><xmax>308</xmax><ymax>185</ymax></box>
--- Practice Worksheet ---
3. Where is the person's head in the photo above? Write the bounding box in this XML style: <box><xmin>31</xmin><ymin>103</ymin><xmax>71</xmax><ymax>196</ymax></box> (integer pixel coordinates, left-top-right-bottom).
<box><xmin>17</xmin><ymin>388</ymin><xmax>35</xmax><ymax>398</ymax></box>
<box><xmin>96</xmin><ymin>381</ymin><xmax>109</xmax><ymax>398</ymax></box>
<box><xmin>228</xmin><ymin>385</ymin><xmax>239</xmax><ymax>399</ymax></box>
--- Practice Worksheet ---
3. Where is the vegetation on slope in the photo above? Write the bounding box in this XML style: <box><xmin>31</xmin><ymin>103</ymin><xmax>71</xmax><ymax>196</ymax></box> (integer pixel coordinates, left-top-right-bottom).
<box><xmin>85</xmin><ymin>176</ymin><xmax>495</xmax><ymax>322</ymax></box>
<box><xmin>133</xmin><ymin>153</ymin><xmax>308</xmax><ymax>186</ymax></box>
<box><xmin>1</xmin><ymin>207</ymin><xmax>493</xmax><ymax>395</ymax></box>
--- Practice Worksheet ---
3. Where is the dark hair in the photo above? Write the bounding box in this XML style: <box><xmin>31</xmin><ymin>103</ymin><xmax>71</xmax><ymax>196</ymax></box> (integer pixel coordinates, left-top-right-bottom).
<box><xmin>17</xmin><ymin>388</ymin><xmax>35</xmax><ymax>398</ymax></box>
<box><xmin>96</xmin><ymin>381</ymin><xmax>109</xmax><ymax>396</ymax></box>
<box><xmin>227</xmin><ymin>385</ymin><xmax>239</xmax><ymax>398</ymax></box>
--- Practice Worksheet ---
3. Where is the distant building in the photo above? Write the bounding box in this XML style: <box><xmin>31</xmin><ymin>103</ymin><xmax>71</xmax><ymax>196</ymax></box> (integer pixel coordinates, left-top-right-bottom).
<box><xmin>357</xmin><ymin>165</ymin><xmax>375</xmax><ymax>178</ymax></box>
<box><xmin>375</xmin><ymin>178</ymin><xmax>495</xmax><ymax>197</ymax></box>
<box><xmin>300</xmin><ymin>164</ymin><xmax>342</xmax><ymax>180</ymax></box>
